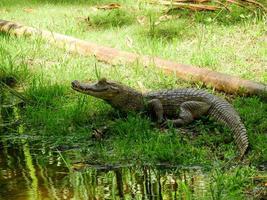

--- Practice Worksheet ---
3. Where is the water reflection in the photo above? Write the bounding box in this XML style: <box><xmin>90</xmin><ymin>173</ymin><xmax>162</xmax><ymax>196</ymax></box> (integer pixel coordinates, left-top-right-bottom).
<box><xmin>0</xmin><ymin>84</ymin><xmax>23</xmax><ymax>133</ymax></box>
<box><xmin>0</xmin><ymin>140</ymin><xmax>209</xmax><ymax>200</ymax></box>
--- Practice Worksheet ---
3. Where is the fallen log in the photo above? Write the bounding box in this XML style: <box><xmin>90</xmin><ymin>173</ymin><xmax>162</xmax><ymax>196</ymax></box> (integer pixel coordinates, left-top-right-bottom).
<box><xmin>0</xmin><ymin>19</ymin><xmax>266</xmax><ymax>97</ymax></box>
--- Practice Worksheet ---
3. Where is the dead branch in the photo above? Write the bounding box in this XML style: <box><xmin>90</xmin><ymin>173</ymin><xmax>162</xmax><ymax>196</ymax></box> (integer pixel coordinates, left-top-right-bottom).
<box><xmin>156</xmin><ymin>0</ymin><xmax>267</xmax><ymax>12</ymax></box>
<box><xmin>240</xmin><ymin>0</ymin><xmax>267</xmax><ymax>12</ymax></box>
<box><xmin>160</xmin><ymin>1</ymin><xmax>223</xmax><ymax>11</ymax></box>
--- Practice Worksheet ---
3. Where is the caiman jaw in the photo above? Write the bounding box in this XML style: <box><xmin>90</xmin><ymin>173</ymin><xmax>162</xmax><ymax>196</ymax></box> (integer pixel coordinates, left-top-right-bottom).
<box><xmin>71</xmin><ymin>80</ymin><xmax>87</xmax><ymax>92</ymax></box>
<box><xmin>71</xmin><ymin>80</ymin><xmax>81</xmax><ymax>91</ymax></box>
<box><xmin>71</xmin><ymin>80</ymin><xmax>108</xmax><ymax>94</ymax></box>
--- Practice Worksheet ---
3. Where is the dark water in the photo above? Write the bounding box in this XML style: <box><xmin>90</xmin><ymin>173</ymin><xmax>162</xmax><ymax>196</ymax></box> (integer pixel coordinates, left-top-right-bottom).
<box><xmin>0</xmin><ymin>139</ymin><xmax>209</xmax><ymax>200</ymax></box>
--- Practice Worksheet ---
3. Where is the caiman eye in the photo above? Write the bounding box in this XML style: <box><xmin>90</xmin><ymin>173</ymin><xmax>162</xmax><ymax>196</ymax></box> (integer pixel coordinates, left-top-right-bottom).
<box><xmin>98</xmin><ymin>78</ymin><xmax>107</xmax><ymax>84</ymax></box>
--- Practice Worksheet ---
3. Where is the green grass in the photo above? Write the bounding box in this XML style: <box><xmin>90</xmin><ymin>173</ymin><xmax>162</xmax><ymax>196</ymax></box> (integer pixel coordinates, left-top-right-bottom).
<box><xmin>84</xmin><ymin>8</ymin><xmax>136</xmax><ymax>29</ymax></box>
<box><xmin>0</xmin><ymin>1</ymin><xmax>266</xmax><ymax>82</ymax></box>
<box><xmin>0</xmin><ymin>0</ymin><xmax>266</xmax><ymax>198</ymax></box>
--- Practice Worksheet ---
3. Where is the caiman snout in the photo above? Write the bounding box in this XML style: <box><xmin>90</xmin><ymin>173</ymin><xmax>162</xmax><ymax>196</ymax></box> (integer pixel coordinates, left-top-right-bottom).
<box><xmin>71</xmin><ymin>80</ymin><xmax>80</xmax><ymax>88</ymax></box>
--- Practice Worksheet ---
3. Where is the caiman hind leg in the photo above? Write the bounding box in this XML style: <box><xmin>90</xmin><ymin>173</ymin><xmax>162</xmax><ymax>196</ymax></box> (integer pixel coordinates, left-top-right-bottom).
<box><xmin>164</xmin><ymin>101</ymin><xmax>211</xmax><ymax>127</ymax></box>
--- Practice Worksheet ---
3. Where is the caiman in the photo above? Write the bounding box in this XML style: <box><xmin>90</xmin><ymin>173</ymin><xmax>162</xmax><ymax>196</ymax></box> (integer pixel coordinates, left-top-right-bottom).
<box><xmin>71</xmin><ymin>78</ymin><xmax>249</xmax><ymax>158</ymax></box>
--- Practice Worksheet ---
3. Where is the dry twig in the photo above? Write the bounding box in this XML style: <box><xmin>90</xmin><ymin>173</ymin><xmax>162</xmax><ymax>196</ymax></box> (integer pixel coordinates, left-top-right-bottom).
<box><xmin>96</xmin><ymin>3</ymin><xmax>121</xmax><ymax>10</ymax></box>
<box><xmin>160</xmin><ymin>0</ymin><xmax>222</xmax><ymax>11</ymax></box>
<box><xmin>154</xmin><ymin>0</ymin><xmax>267</xmax><ymax>12</ymax></box>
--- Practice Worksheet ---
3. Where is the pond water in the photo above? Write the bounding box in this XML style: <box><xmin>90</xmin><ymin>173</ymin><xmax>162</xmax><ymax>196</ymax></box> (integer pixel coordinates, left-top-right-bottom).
<box><xmin>0</xmin><ymin>140</ymin><xmax>209</xmax><ymax>200</ymax></box>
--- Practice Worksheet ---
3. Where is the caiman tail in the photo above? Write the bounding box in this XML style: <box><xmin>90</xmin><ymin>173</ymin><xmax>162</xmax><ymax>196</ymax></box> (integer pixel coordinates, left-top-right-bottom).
<box><xmin>208</xmin><ymin>98</ymin><xmax>249</xmax><ymax>158</ymax></box>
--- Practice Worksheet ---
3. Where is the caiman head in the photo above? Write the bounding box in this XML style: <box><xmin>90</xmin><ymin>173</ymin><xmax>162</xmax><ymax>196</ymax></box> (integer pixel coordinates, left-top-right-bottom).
<box><xmin>71</xmin><ymin>78</ymin><xmax>121</xmax><ymax>100</ymax></box>
<box><xmin>71</xmin><ymin>78</ymin><xmax>144</xmax><ymax>111</ymax></box>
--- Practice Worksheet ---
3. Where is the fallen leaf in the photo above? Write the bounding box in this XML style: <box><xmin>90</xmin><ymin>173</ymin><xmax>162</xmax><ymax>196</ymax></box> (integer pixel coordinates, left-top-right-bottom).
<box><xmin>126</xmin><ymin>36</ymin><xmax>133</xmax><ymax>48</ymax></box>
<box><xmin>155</xmin><ymin>14</ymin><xmax>178</xmax><ymax>25</ymax></box>
<box><xmin>137</xmin><ymin>16</ymin><xmax>147</xmax><ymax>25</ymax></box>
<box><xmin>159</xmin><ymin>15</ymin><xmax>174</xmax><ymax>21</ymax></box>
<box><xmin>96</xmin><ymin>3</ymin><xmax>121</xmax><ymax>10</ymax></box>
<box><xmin>23</xmin><ymin>8</ymin><xmax>34</xmax><ymax>13</ymax></box>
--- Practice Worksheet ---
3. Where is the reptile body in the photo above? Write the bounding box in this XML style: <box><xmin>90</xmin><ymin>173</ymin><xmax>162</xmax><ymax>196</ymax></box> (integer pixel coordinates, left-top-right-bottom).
<box><xmin>71</xmin><ymin>78</ymin><xmax>249</xmax><ymax>158</ymax></box>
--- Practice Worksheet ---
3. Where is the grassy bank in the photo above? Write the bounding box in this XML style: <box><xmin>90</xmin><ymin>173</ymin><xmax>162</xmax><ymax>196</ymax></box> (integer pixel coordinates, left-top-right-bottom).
<box><xmin>0</xmin><ymin>0</ymin><xmax>266</xmax><ymax>198</ymax></box>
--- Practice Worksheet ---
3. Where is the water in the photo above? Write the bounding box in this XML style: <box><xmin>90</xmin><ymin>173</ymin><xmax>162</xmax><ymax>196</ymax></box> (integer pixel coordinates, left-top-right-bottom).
<box><xmin>0</xmin><ymin>140</ymin><xmax>209</xmax><ymax>200</ymax></box>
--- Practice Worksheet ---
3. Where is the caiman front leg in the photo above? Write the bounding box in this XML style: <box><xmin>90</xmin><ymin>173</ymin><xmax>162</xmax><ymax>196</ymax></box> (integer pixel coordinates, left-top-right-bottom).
<box><xmin>147</xmin><ymin>99</ymin><xmax>164</xmax><ymax>123</ymax></box>
<box><xmin>164</xmin><ymin>101</ymin><xmax>211</xmax><ymax>127</ymax></box>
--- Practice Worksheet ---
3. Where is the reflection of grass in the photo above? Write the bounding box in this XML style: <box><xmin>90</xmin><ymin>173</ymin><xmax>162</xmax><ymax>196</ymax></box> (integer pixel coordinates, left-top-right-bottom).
<box><xmin>0</xmin><ymin>1</ymin><xmax>266</xmax><ymax>198</ymax></box>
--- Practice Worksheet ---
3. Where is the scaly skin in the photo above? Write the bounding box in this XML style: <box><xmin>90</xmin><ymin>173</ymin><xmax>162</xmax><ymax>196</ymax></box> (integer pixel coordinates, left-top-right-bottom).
<box><xmin>71</xmin><ymin>78</ymin><xmax>249</xmax><ymax>158</ymax></box>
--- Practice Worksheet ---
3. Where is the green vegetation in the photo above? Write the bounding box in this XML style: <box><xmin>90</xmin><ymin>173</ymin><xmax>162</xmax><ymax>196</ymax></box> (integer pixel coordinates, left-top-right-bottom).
<box><xmin>0</xmin><ymin>0</ymin><xmax>266</xmax><ymax>199</ymax></box>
